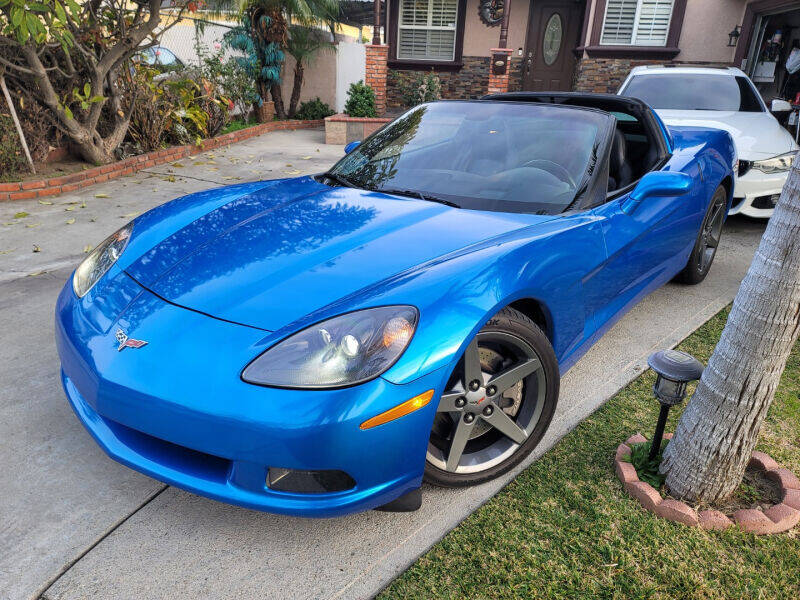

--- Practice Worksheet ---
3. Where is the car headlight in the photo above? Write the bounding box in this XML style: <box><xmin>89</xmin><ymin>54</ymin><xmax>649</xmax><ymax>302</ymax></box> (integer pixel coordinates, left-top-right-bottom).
<box><xmin>751</xmin><ymin>152</ymin><xmax>796</xmax><ymax>174</ymax></box>
<box><xmin>72</xmin><ymin>223</ymin><xmax>133</xmax><ymax>297</ymax></box>
<box><xmin>242</xmin><ymin>306</ymin><xmax>418</xmax><ymax>388</ymax></box>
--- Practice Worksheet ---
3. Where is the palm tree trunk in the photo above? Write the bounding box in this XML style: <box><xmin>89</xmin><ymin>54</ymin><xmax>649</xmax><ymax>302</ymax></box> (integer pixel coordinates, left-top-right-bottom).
<box><xmin>288</xmin><ymin>61</ymin><xmax>304</xmax><ymax>118</ymax></box>
<box><xmin>661</xmin><ymin>153</ymin><xmax>800</xmax><ymax>503</ymax></box>
<box><xmin>270</xmin><ymin>83</ymin><xmax>287</xmax><ymax>120</ymax></box>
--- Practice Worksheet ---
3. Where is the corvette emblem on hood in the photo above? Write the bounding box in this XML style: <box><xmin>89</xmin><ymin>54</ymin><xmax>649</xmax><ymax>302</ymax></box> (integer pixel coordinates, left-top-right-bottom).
<box><xmin>115</xmin><ymin>329</ymin><xmax>148</xmax><ymax>352</ymax></box>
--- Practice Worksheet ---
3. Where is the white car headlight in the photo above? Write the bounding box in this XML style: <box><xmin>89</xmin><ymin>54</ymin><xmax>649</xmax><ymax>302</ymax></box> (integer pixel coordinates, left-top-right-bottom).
<box><xmin>751</xmin><ymin>151</ymin><xmax>796</xmax><ymax>174</ymax></box>
<box><xmin>72</xmin><ymin>223</ymin><xmax>133</xmax><ymax>297</ymax></box>
<box><xmin>242</xmin><ymin>306</ymin><xmax>418</xmax><ymax>388</ymax></box>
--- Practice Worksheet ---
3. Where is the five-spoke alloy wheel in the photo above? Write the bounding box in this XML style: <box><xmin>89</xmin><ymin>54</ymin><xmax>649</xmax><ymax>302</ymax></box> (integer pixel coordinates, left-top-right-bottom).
<box><xmin>676</xmin><ymin>184</ymin><xmax>727</xmax><ymax>284</ymax></box>
<box><xmin>425</xmin><ymin>307</ymin><xmax>559</xmax><ymax>487</ymax></box>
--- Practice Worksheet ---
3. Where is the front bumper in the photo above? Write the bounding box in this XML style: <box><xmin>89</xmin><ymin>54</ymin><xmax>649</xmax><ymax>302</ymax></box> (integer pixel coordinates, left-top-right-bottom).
<box><xmin>55</xmin><ymin>274</ymin><xmax>447</xmax><ymax>517</ymax></box>
<box><xmin>729</xmin><ymin>167</ymin><xmax>790</xmax><ymax>218</ymax></box>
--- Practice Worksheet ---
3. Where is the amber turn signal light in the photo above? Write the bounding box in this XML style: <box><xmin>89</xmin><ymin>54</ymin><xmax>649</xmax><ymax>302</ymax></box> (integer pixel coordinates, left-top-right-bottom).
<box><xmin>359</xmin><ymin>389</ymin><xmax>435</xmax><ymax>430</ymax></box>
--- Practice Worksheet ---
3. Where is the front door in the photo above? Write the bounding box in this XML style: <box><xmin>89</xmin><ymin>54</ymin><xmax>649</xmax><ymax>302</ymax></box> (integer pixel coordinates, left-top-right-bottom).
<box><xmin>522</xmin><ymin>0</ymin><xmax>584</xmax><ymax>91</ymax></box>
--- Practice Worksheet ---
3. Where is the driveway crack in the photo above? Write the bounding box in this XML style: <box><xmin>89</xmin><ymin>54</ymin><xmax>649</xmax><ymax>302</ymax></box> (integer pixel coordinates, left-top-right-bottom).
<box><xmin>35</xmin><ymin>485</ymin><xmax>169</xmax><ymax>600</ymax></box>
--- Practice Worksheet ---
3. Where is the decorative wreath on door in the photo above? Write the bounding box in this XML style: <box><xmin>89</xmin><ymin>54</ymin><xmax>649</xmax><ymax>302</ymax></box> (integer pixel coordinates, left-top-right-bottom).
<box><xmin>478</xmin><ymin>0</ymin><xmax>504</xmax><ymax>26</ymax></box>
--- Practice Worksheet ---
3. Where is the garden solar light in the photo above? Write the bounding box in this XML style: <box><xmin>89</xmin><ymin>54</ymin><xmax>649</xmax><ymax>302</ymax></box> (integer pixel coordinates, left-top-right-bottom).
<box><xmin>647</xmin><ymin>349</ymin><xmax>704</xmax><ymax>460</ymax></box>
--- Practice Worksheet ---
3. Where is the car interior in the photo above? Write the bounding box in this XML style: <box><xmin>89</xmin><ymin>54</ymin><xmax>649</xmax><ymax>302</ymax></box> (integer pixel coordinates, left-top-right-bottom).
<box><xmin>483</xmin><ymin>93</ymin><xmax>670</xmax><ymax>196</ymax></box>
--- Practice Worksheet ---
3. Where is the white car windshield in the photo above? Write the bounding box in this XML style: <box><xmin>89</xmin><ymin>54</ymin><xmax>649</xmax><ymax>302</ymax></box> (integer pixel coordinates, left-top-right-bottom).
<box><xmin>623</xmin><ymin>74</ymin><xmax>763</xmax><ymax>112</ymax></box>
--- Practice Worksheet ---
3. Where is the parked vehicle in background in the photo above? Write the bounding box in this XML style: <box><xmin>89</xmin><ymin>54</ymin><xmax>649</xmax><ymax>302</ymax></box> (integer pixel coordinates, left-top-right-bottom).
<box><xmin>134</xmin><ymin>45</ymin><xmax>185</xmax><ymax>74</ymax></box>
<box><xmin>619</xmin><ymin>66</ymin><xmax>798</xmax><ymax>218</ymax></box>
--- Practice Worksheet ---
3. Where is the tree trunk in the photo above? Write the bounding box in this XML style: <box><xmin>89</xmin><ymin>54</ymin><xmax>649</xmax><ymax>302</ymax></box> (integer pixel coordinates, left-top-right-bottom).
<box><xmin>661</xmin><ymin>153</ymin><xmax>800</xmax><ymax>503</ymax></box>
<box><xmin>288</xmin><ymin>62</ymin><xmax>304</xmax><ymax>118</ymax></box>
<box><xmin>270</xmin><ymin>82</ymin><xmax>287</xmax><ymax>120</ymax></box>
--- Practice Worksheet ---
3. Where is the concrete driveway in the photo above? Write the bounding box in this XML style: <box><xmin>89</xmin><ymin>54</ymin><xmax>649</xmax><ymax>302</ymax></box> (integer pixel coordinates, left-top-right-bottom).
<box><xmin>0</xmin><ymin>127</ymin><xmax>766</xmax><ymax>600</ymax></box>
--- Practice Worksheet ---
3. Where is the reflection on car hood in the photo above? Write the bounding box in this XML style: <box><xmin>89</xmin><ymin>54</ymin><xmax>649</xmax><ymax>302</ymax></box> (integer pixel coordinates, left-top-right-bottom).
<box><xmin>126</xmin><ymin>177</ymin><xmax>550</xmax><ymax>331</ymax></box>
<box><xmin>658</xmin><ymin>109</ymin><xmax>797</xmax><ymax>159</ymax></box>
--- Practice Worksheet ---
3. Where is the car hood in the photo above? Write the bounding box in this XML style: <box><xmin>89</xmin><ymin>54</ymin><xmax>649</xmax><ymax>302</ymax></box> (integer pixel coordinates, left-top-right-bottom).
<box><xmin>657</xmin><ymin>109</ymin><xmax>797</xmax><ymax>159</ymax></box>
<box><xmin>126</xmin><ymin>178</ymin><xmax>551</xmax><ymax>331</ymax></box>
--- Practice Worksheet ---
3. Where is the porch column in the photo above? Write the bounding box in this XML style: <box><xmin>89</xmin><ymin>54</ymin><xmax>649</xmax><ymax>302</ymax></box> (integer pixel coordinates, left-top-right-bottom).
<box><xmin>488</xmin><ymin>0</ymin><xmax>513</xmax><ymax>95</ymax></box>
<box><xmin>487</xmin><ymin>48</ymin><xmax>513</xmax><ymax>95</ymax></box>
<box><xmin>372</xmin><ymin>0</ymin><xmax>381</xmax><ymax>45</ymax></box>
<box><xmin>366</xmin><ymin>44</ymin><xmax>389</xmax><ymax>115</ymax></box>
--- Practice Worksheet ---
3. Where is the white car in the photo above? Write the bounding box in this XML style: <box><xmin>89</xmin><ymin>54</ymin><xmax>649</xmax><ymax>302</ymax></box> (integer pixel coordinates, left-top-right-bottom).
<box><xmin>619</xmin><ymin>66</ymin><xmax>797</xmax><ymax>218</ymax></box>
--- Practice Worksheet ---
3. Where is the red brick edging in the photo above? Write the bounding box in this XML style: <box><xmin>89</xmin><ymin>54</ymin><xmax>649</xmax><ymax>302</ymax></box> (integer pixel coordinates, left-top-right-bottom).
<box><xmin>0</xmin><ymin>119</ymin><xmax>324</xmax><ymax>202</ymax></box>
<box><xmin>616</xmin><ymin>433</ymin><xmax>800</xmax><ymax>534</ymax></box>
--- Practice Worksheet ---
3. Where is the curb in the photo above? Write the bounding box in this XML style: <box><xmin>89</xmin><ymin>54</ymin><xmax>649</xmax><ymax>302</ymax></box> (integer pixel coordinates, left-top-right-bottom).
<box><xmin>0</xmin><ymin>119</ymin><xmax>324</xmax><ymax>202</ymax></box>
<box><xmin>615</xmin><ymin>435</ymin><xmax>800</xmax><ymax>534</ymax></box>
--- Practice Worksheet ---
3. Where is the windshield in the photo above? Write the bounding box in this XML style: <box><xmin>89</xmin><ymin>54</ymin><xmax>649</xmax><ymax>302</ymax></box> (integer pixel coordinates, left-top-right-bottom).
<box><xmin>622</xmin><ymin>74</ymin><xmax>763</xmax><ymax>112</ymax></box>
<box><xmin>327</xmin><ymin>101</ymin><xmax>604</xmax><ymax>215</ymax></box>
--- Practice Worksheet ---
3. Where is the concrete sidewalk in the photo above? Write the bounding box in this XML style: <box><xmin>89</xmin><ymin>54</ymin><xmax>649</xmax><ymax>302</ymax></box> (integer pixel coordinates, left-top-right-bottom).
<box><xmin>0</xmin><ymin>128</ymin><xmax>766</xmax><ymax>600</ymax></box>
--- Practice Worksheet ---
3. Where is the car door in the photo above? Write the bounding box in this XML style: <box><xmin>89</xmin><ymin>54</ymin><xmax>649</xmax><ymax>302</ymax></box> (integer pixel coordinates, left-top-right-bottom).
<box><xmin>584</xmin><ymin>160</ymin><xmax>703</xmax><ymax>335</ymax></box>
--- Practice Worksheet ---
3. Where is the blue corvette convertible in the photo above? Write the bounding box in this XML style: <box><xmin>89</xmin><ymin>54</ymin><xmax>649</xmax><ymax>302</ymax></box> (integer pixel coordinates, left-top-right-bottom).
<box><xmin>56</xmin><ymin>93</ymin><xmax>736</xmax><ymax>517</ymax></box>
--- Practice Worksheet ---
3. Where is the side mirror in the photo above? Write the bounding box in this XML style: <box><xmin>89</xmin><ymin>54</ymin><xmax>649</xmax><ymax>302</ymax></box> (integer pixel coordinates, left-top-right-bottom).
<box><xmin>344</xmin><ymin>140</ymin><xmax>361</xmax><ymax>154</ymax></box>
<box><xmin>771</xmin><ymin>98</ymin><xmax>793</xmax><ymax>113</ymax></box>
<box><xmin>622</xmin><ymin>171</ymin><xmax>692</xmax><ymax>214</ymax></box>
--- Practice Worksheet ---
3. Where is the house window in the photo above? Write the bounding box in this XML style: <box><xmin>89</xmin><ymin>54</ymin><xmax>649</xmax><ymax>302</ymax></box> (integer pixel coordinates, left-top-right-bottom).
<box><xmin>397</xmin><ymin>0</ymin><xmax>459</xmax><ymax>61</ymax></box>
<box><xmin>600</xmin><ymin>0</ymin><xmax>675</xmax><ymax>46</ymax></box>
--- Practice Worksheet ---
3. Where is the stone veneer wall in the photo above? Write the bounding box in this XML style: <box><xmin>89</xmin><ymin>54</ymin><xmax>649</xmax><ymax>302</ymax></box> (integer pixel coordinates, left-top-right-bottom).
<box><xmin>573</xmin><ymin>57</ymin><xmax>733</xmax><ymax>94</ymax></box>
<box><xmin>387</xmin><ymin>56</ymin><xmax>524</xmax><ymax>108</ymax></box>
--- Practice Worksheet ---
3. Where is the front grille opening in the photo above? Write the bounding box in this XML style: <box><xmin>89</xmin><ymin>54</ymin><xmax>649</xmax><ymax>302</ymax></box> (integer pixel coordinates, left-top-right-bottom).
<box><xmin>267</xmin><ymin>468</ymin><xmax>356</xmax><ymax>494</ymax></box>
<box><xmin>104</xmin><ymin>417</ymin><xmax>232</xmax><ymax>483</ymax></box>
<box><xmin>752</xmin><ymin>194</ymin><xmax>780</xmax><ymax>210</ymax></box>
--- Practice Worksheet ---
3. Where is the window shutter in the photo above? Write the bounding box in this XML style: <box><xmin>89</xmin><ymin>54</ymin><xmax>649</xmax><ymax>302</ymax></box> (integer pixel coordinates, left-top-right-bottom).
<box><xmin>400</xmin><ymin>0</ymin><xmax>427</xmax><ymax>26</ymax></box>
<box><xmin>397</xmin><ymin>0</ymin><xmax>458</xmax><ymax>61</ymax></box>
<box><xmin>430</xmin><ymin>0</ymin><xmax>457</xmax><ymax>27</ymax></box>
<box><xmin>600</xmin><ymin>0</ymin><xmax>637</xmax><ymax>45</ymax></box>
<box><xmin>634</xmin><ymin>0</ymin><xmax>674</xmax><ymax>46</ymax></box>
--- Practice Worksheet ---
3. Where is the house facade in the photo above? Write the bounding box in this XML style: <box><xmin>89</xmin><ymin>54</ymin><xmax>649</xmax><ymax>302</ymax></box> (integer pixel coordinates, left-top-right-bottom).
<box><xmin>375</xmin><ymin>0</ymin><xmax>800</xmax><ymax>107</ymax></box>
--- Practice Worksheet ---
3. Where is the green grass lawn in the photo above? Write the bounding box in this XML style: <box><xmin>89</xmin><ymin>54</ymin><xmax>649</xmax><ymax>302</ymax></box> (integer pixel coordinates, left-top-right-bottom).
<box><xmin>380</xmin><ymin>308</ymin><xmax>800</xmax><ymax>600</ymax></box>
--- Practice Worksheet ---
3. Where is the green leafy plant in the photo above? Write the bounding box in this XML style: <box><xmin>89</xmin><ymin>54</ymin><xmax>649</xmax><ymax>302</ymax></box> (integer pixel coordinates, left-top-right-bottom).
<box><xmin>626</xmin><ymin>440</ymin><xmax>669</xmax><ymax>489</ymax></box>
<box><xmin>394</xmin><ymin>71</ymin><xmax>442</xmax><ymax>108</ymax></box>
<box><xmin>198</xmin><ymin>44</ymin><xmax>258</xmax><ymax>120</ymax></box>
<box><xmin>294</xmin><ymin>97</ymin><xmax>334</xmax><ymax>120</ymax></box>
<box><xmin>344</xmin><ymin>80</ymin><xmax>376</xmax><ymax>118</ymax></box>
<box><xmin>0</xmin><ymin>113</ymin><xmax>25</xmax><ymax>181</ymax></box>
<box><xmin>0</xmin><ymin>0</ymin><xmax>197</xmax><ymax>164</ymax></box>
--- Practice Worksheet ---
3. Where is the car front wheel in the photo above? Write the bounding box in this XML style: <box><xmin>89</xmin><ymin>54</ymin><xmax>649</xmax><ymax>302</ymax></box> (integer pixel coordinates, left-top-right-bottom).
<box><xmin>676</xmin><ymin>184</ymin><xmax>727</xmax><ymax>284</ymax></box>
<box><xmin>424</xmin><ymin>307</ymin><xmax>559</xmax><ymax>487</ymax></box>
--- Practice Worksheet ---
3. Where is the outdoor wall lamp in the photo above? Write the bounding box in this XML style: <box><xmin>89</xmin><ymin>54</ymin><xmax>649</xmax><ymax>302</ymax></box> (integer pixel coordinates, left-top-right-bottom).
<box><xmin>647</xmin><ymin>349</ymin><xmax>704</xmax><ymax>460</ymax></box>
<box><xmin>728</xmin><ymin>26</ymin><xmax>742</xmax><ymax>47</ymax></box>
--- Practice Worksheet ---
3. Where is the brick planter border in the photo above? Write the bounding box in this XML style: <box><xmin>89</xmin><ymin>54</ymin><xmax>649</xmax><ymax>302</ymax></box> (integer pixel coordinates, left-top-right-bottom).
<box><xmin>324</xmin><ymin>114</ymin><xmax>392</xmax><ymax>145</ymax></box>
<box><xmin>0</xmin><ymin>119</ymin><xmax>324</xmax><ymax>203</ymax></box>
<box><xmin>616</xmin><ymin>433</ymin><xmax>800</xmax><ymax>535</ymax></box>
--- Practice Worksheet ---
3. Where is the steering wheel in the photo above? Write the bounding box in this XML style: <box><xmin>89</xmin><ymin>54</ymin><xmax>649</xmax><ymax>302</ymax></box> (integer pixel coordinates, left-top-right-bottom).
<box><xmin>520</xmin><ymin>159</ymin><xmax>577</xmax><ymax>188</ymax></box>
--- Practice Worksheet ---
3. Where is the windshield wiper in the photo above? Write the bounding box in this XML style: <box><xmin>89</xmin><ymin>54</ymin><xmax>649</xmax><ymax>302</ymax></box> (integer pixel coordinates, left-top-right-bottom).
<box><xmin>378</xmin><ymin>188</ymin><xmax>461</xmax><ymax>209</ymax></box>
<box><xmin>320</xmin><ymin>171</ymin><xmax>358</xmax><ymax>188</ymax></box>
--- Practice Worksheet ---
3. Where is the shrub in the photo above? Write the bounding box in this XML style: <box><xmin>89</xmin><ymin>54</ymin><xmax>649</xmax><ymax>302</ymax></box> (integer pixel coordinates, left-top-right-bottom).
<box><xmin>344</xmin><ymin>81</ymin><xmax>377</xmax><ymax>118</ymax></box>
<box><xmin>199</xmin><ymin>47</ymin><xmax>257</xmax><ymax>120</ymax></box>
<box><xmin>397</xmin><ymin>71</ymin><xmax>442</xmax><ymax>107</ymax></box>
<box><xmin>124</xmin><ymin>65</ymin><xmax>229</xmax><ymax>154</ymax></box>
<box><xmin>294</xmin><ymin>97</ymin><xmax>334</xmax><ymax>120</ymax></box>
<box><xmin>0</xmin><ymin>113</ymin><xmax>26</xmax><ymax>181</ymax></box>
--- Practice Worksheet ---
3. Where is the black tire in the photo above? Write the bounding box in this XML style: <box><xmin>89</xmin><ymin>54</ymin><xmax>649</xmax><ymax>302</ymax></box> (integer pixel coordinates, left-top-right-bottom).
<box><xmin>424</xmin><ymin>306</ymin><xmax>559</xmax><ymax>487</ymax></box>
<box><xmin>675</xmin><ymin>185</ymin><xmax>727</xmax><ymax>285</ymax></box>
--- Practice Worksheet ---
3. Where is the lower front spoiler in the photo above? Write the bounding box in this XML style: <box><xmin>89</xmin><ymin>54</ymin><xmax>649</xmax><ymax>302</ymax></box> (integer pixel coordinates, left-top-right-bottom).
<box><xmin>63</xmin><ymin>372</ymin><xmax>422</xmax><ymax>518</ymax></box>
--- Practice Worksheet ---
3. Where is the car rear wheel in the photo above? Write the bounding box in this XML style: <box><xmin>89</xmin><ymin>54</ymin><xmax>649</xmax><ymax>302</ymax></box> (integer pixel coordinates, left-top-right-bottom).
<box><xmin>424</xmin><ymin>307</ymin><xmax>559</xmax><ymax>487</ymax></box>
<box><xmin>676</xmin><ymin>185</ymin><xmax>727</xmax><ymax>285</ymax></box>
